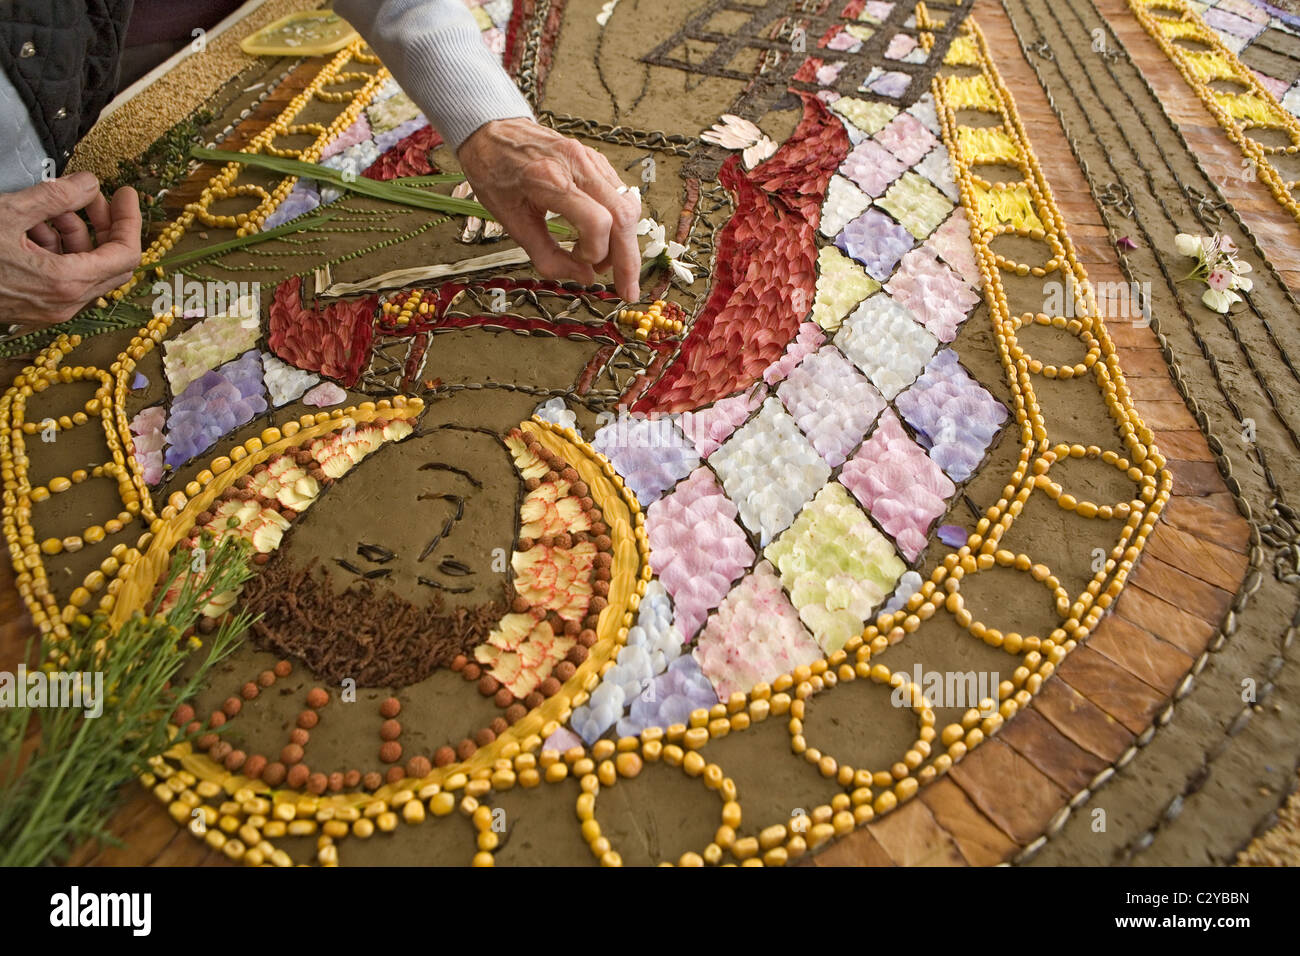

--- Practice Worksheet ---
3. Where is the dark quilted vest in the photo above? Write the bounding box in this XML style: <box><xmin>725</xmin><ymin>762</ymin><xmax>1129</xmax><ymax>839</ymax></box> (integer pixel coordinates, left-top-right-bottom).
<box><xmin>0</xmin><ymin>0</ymin><xmax>134</xmax><ymax>171</ymax></box>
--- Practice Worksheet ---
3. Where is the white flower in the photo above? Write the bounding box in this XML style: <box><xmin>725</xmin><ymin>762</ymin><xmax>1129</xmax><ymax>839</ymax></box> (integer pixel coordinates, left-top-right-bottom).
<box><xmin>638</xmin><ymin>218</ymin><xmax>696</xmax><ymax>284</ymax></box>
<box><xmin>701</xmin><ymin>114</ymin><xmax>763</xmax><ymax>149</ymax></box>
<box><xmin>638</xmin><ymin>218</ymin><xmax>667</xmax><ymax>258</ymax></box>
<box><xmin>703</xmin><ymin>113</ymin><xmax>778</xmax><ymax>170</ymax></box>
<box><xmin>1175</xmin><ymin>233</ymin><xmax>1202</xmax><ymax>258</ymax></box>
<box><xmin>1235</xmin><ymin>275</ymin><xmax>1253</xmax><ymax>293</ymax></box>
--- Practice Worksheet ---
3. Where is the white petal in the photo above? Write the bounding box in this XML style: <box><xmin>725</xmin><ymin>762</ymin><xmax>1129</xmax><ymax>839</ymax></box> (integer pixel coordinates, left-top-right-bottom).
<box><xmin>1202</xmin><ymin>288</ymin><xmax>1230</xmax><ymax>313</ymax></box>
<box><xmin>721</xmin><ymin>114</ymin><xmax>763</xmax><ymax>142</ymax></box>
<box><xmin>1174</xmin><ymin>233</ymin><xmax>1201</xmax><ymax>257</ymax></box>
<box><xmin>742</xmin><ymin>137</ymin><xmax>777</xmax><ymax>169</ymax></box>
<box><xmin>701</xmin><ymin>114</ymin><xmax>763</xmax><ymax>150</ymax></box>
<box><xmin>670</xmin><ymin>259</ymin><xmax>696</xmax><ymax>284</ymax></box>
<box><xmin>701</xmin><ymin>128</ymin><xmax>751</xmax><ymax>150</ymax></box>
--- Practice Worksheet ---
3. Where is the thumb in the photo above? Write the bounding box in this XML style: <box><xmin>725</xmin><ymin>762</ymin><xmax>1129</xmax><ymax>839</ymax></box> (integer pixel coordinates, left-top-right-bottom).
<box><xmin>10</xmin><ymin>172</ymin><xmax>101</xmax><ymax>229</ymax></box>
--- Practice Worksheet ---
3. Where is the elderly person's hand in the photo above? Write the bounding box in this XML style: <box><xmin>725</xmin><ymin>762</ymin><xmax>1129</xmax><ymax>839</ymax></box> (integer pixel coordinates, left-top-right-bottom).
<box><xmin>0</xmin><ymin>172</ymin><xmax>141</xmax><ymax>329</ymax></box>
<box><xmin>457</xmin><ymin>118</ymin><xmax>643</xmax><ymax>303</ymax></box>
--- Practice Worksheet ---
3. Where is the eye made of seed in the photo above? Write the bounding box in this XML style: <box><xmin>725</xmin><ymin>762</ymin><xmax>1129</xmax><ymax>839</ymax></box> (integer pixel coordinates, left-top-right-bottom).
<box><xmin>356</xmin><ymin>542</ymin><xmax>394</xmax><ymax>563</ymax></box>
<box><xmin>417</xmin><ymin>461</ymin><xmax>482</xmax><ymax>488</ymax></box>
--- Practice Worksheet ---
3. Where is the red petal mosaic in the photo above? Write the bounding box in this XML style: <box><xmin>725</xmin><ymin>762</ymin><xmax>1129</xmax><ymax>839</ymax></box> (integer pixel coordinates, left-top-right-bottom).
<box><xmin>632</xmin><ymin>94</ymin><xmax>850</xmax><ymax>413</ymax></box>
<box><xmin>269</xmin><ymin>277</ymin><xmax>378</xmax><ymax>388</ymax></box>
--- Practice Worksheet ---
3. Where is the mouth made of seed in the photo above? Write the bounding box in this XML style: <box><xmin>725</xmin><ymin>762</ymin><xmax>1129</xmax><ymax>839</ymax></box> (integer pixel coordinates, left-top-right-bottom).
<box><xmin>418</xmin><ymin>576</ymin><xmax>473</xmax><ymax>594</ymax></box>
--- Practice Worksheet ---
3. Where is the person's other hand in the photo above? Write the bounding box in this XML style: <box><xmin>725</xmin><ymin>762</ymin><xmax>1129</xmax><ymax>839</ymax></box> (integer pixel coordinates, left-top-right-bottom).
<box><xmin>457</xmin><ymin>118</ymin><xmax>643</xmax><ymax>302</ymax></box>
<box><xmin>0</xmin><ymin>172</ymin><xmax>142</xmax><ymax>328</ymax></box>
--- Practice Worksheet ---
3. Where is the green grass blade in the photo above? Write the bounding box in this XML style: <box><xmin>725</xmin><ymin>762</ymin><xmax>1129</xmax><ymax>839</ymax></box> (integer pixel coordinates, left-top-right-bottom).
<box><xmin>147</xmin><ymin>212</ymin><xmax>338</xmax><ymax>272</ymax></box>
<box><xmin>191</xmin><ymin>146</ymin><xmax>572</xmax><ymax>236</ymax></box>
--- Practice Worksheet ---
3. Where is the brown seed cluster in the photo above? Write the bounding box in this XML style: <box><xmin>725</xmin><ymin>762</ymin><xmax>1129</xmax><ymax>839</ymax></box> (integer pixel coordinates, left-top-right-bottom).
<box><xmin>240</xmin><ymin>554</ymin><xmax>505</xmax><ymax>688</ymax></box>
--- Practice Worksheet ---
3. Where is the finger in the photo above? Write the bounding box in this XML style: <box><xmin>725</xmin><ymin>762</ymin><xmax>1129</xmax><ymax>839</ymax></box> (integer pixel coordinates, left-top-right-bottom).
<box><xmin>8</xmin><ymin>172</ymin><xmax>100</xmax><ymax>230</ymax></box>
<box><xmin>50</xmin><ymin>211</ymin><xmax>94</xmax><ymax>254</ymax></box>
<box><xmin>572</xmin><ymin>161</ymin><xmax>642</xmax><ymax>302</ymax></box>
<box><xmin>64</xmin><ymin>223</ymin><xmax>141</xmax><ymax>284</ymax></box>
<box><xmin>26</xmin><ymin>222</ymin><xmax>61</xmax><ymax>253</ymax></box>
<box><xmin>83</xmin><ymin>269</ymin><xmax>136</xmax><ymax>302</ymax></box>
<box><xmin>582</xmin><ymin>144</ymin><xmax>628</xmax><ymax>191</ymax></box>
<box><xmin>500</xmin><ymin>206</ymin><xmax>595</xmax><ymax>286</ymax></box>
<box><xmin>83</xmin><ymin>191</ymin><xmax>113</xmax><ymax>238</ymax></box>
<box><xmin>533</xmin><ymin>176</ymin><xmax>613</xmax><ymax>268</ymax></box>
<box><xmin>105</xmin><ymin>186</ymin><xmax>143</xmax><ymax>253</ymax></box>
<box><xmin>64</xmin><ymin>186</ymin><xmax>144</xmax><ymax>282</ymax></box>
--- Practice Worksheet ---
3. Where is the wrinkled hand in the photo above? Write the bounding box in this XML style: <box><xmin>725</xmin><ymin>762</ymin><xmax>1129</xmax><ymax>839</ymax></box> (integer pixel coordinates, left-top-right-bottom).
<box><xmin>0</xmin><ymin>172</ymin><xmax>142</xmax><ymax>328</ymax></box>
<box><xmin>457</xmin><ymin>118</ymin><xmax>642</xmax><ymax>302</ymax></box>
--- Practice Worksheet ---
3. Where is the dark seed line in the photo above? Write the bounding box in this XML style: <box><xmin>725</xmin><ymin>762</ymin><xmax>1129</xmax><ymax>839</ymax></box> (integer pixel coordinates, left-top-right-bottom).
<box><xmin>356</xmin><ymin>543</ymin><xmax>394</xmax><ymax>563</ymax></box>
<box><xmin>418</xmin><ymin>515</ymin><xmax>457</xmax><ymax>562</ymax></box>
<box><xmin>417</xmin><ymin>461</ymin><xmax>483</xmax><ymax>488</ymax></box>
<box><xmin>418</xmin><ymin>576</ymin><xmax>473</xmax><ymax>594</ymax></box>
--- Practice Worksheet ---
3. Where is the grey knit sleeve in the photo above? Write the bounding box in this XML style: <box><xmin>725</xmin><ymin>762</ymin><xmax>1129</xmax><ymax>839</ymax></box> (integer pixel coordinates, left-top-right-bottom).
<box><xmin>335</xmin><ymin>0</ymin><xmax>533</xmax><ymax>152</ymax></box>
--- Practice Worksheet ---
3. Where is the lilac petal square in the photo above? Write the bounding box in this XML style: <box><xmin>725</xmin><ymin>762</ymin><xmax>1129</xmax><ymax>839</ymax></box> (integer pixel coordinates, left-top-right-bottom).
<box><xmin>1204</xmin><ymin>7</ymin><xmax>1264</xmax><ymax>39</ymax></box>
<box><xmin>895</xmin><ymin>350</ymin><xmax>1007</xmax><ymax>483</ymax></box>
<box><xmin>1219</xmin><ymin>0</ymin><xmax>1269</xmax><ymax>23</ymax></box>
<box><xmin>869</xmin><ymin>70</ymin><xmax>912</xmax><ymax>99</ymax></box>
<box><xmin>592</xmin><ymin>414</ymin><xmax>699</xmax><ymax>504</ymax></box>
<box><xmin>835</xmin><ymin>207</ymin><xmax>915</xmax><ymax>280</ymax></box>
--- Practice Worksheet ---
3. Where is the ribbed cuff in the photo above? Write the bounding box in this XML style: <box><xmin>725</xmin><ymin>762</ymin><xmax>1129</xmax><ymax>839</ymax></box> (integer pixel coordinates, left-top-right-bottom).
<box><xmin>336</xmin><ymin>0</ymin><xmax>533</xmax><ymax>152</ymax></box>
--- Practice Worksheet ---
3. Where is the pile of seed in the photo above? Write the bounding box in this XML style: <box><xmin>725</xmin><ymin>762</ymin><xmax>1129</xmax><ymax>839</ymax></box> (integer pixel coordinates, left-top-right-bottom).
<box><xmin>240</xmin><ymin>554</ymin><xmax>504</xmax><ymax>688</ymax></box>
<box><xmin>1238</xmin><ymin>769</ymin><xmax>1300</xmax><ymax>866</ymax></box>
<box><xmin>67</xmin><ymin>0</ymin><xmax>315</xmax><ymax>182</ymax></box>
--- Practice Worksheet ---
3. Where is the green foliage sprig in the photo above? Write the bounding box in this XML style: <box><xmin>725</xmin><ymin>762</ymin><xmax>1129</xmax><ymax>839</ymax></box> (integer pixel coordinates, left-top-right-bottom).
<box><xmin>0</xmin><ymin>535</ymin><xmax>256</xmax><ymax>866</ymax></box>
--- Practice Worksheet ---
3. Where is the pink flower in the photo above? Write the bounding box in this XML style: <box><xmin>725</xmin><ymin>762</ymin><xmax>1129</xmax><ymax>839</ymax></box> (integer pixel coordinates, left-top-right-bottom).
<box><xmin>1207</xmin><ymin>269</ymin><xmax>1231</xmax><ymax>291</ymax></box>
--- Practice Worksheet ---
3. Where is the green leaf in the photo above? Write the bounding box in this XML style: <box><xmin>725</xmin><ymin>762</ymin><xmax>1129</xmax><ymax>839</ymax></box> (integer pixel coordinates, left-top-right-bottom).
<box><xmin>191</xmin><ymin>146</ymin><xmax>572</xmax><ymax>236</ymax></box>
